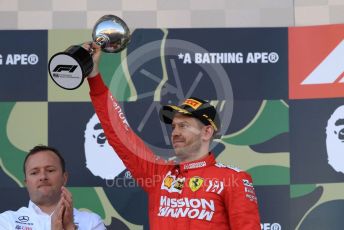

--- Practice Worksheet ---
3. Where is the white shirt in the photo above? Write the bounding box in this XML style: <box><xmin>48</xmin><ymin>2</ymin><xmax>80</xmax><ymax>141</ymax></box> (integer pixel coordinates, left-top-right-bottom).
<box><xmin>0</xmin><ymin>201</ymin><xmax>106</xmax><ymax>230</ymax></box>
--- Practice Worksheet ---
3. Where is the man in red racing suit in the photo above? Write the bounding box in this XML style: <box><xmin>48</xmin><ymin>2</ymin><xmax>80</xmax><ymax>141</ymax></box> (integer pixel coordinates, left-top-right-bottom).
<box><xmin>86</xmin><ymin>44</ymin><xmax>261</xmax><ymax>230</ymax></box>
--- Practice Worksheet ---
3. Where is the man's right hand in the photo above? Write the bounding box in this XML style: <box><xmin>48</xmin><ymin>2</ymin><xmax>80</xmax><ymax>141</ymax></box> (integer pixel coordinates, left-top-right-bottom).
<box><xmin>51</xmin><ymin>197</ymin><xmax>65</xmax><ymax>230</ymax></box>
<box><xmin>60</xmin><ymin>186</ymin><xmax>74</xmax><ymax>230</ymax></box>
<box><xmin>82</xmin><ymin>42</ymin><xmax>102</xmax><ymax>78</ymax></box>
<box><xmin>51</xmin><ymin>187</ymin><xmax>76</xmax><ymax>230</ymax></box>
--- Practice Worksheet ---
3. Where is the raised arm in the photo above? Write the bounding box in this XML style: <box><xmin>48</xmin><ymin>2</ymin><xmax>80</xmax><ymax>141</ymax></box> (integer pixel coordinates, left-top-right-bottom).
<box><xmin>86</xmin><ymin>42</ymin><xmax>167</xmax><ymax>191</ymax></box>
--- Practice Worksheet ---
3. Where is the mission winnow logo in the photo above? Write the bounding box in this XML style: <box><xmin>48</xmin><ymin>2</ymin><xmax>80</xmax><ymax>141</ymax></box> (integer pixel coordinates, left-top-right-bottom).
<box><xmin>289</xmin><ymin>24</ymin><xmax>344</xmax><ymax>99</ymax></box>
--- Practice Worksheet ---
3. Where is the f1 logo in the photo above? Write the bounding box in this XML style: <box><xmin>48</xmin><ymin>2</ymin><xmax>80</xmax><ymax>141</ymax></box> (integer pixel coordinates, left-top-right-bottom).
<box><xmin>53</xmin><ymin>65</ymin><xmax>78</xmax><ymax>73</ymax></box>
<box><xmin>289</xmin><ymin>24</ymin><xmax>344</xmax><ymax>99</ymax></box>
<box><xmin>301</xmin><ymin>40</ymin><xmax>344</xmax><ymax>85</ymax></box>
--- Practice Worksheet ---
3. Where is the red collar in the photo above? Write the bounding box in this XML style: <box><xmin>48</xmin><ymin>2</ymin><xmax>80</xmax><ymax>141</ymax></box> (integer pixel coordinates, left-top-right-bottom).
<box><xmin>179</xmin><ymin>153</ymin><xmax>216</xmax><ymax>172</ymax></box>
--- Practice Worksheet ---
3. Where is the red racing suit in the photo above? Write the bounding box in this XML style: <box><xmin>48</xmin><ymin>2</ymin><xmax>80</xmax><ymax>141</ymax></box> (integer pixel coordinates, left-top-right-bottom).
<box><xmin>88</xmin><ymin>74</ymin><xmax>261</xmax><ymax>230</ymax></box>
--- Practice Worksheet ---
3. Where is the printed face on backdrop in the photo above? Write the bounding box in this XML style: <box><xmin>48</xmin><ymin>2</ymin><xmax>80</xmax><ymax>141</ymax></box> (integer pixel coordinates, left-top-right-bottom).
<box><xmin>326</xmin><ymin>105</ymin><xmax>344</xmax><ymax>174</ymax></box>
<box><xmin>84</xmin><ymin>113</ymin><xmax>126</xmax><ymax>180</ymax></box>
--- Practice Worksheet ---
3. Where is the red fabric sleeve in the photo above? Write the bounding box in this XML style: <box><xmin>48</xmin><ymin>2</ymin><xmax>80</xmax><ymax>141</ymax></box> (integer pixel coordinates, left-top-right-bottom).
<box><xmin>225</xmin><ymin>171</ymin><xmax>261</xmax><ymax>230</ymax></box>
<box><xmin>88</xmin><ymin>74</ymin><xmax>168</xmax><ymax>191</ymax></box>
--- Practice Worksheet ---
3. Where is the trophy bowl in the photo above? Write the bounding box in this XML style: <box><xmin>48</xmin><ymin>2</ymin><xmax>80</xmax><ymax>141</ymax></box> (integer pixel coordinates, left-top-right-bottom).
<box><xmin>92</xmin><ymin>15</ymin><xmax>131</xmax><ymax>53</ymax></box>
<box><xmin>48</xmin><ymin>14</ymin><xmax>130</xmax><ymax>90</ymax></box>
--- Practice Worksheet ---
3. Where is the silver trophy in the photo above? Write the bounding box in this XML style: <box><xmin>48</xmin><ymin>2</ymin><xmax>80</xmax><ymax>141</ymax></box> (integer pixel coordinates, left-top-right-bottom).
<box><xmin>48</xmin><ymin>15</ymin><xmax>130</xmax><ymax>90</ymax></box>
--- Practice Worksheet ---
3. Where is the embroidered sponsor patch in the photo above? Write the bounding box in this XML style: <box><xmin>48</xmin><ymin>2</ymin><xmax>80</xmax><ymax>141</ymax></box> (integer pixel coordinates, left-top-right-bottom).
<box><xmin>242</xmin><ymin>179</ymin><xmax>257</xmax><ymax>203</ymax></box>
<box><xmin>215</xmin><ymin>162</ymin><xmax>241</xmax><ymax>172</ymax></box>
<box><xmin>189</xmin><ymin>176</ymin><xmax>204</xmax><ymax>192</ymax></box>
<box><xmin>205</xmin><ymin>179</ymin><xmax>224</xmax><ymax>194</ymax></box>
<box><xmin>183</xmin><ymin>98</ymin><xmax>202</xmax><ymax>110</ymax></box>
<box><xmin>184</xmin><ymin>161</ymin><xmax>206</xmax><ymax>170</ymax></box>
<box><xmin>158</xmin><ymin>196</ymin><xmax>215</xmax><ymax>221</ymax></box>
<box><xmin>161</xmin><ymin>171</ymin><xmax>185</xmax><ymax>194</ymax></box>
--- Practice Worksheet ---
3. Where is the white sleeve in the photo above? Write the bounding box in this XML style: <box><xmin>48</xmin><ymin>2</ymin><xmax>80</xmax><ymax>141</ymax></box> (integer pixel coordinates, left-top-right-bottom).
<box><xmin>73</xmin><ymin>208</ymin><xmax>107</xmax><ymax>230</ymax></box>
<box><xmin>0</xmin><ymin>212</ymin><xmax>12</xmax><ymax>229</ymax></box>
<box><xmin>91</xmin><ymin>213</ymin><xmax>107</xmax><ymax>230</ymax></box>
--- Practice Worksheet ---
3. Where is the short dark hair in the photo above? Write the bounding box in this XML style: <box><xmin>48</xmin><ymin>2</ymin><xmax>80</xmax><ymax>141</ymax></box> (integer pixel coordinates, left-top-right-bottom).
<box><xmin>23</xmin><ymin>145</ymin><xmax>66</xmax><ymax>177</ymax></box>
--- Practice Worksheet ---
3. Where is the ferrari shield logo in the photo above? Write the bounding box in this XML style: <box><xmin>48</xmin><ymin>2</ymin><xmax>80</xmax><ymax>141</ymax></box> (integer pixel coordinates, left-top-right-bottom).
<box><xmin>189</xmin><ymin>177</ymin><xmax>204</xmax><ymax>192</ymax></box>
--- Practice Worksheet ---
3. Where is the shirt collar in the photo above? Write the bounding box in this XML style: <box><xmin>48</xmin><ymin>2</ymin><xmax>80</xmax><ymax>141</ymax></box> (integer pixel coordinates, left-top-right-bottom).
<box><xmin>28</xmin><ymin>200</ymin><xmax>53</xmax><ymax>217</ymax></box>
<box><xmin>179</xmin><ymin>153</ymin><xmax>216</xmax><ymax>172</ymax></box>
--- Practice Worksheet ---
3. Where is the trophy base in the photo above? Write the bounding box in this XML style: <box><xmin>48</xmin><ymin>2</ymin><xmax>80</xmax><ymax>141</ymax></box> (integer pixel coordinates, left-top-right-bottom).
<box><xmin>48</xmin><ymin>45</ymin><xmax>93</xmax><ymax>90</ymax></box>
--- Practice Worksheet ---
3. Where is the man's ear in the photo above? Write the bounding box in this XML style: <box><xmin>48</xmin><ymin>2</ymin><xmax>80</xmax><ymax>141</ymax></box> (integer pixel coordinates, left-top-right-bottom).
<box><xmin>63</xmin><ymin>172</ymin><xmax>68</xmax><ymax>186</ymax></box>
<box><xmin>202</xmin><ymin>125</ymin><xmax>214</xmax><ymax>141</ymax></box>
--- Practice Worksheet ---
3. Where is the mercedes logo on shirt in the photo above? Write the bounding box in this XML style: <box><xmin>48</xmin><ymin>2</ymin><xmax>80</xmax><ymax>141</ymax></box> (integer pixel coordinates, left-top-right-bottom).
<box><xmin>18</xmin><ymin>216</ymin><xmax>29</xmax><ymax>222</ymax></box>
